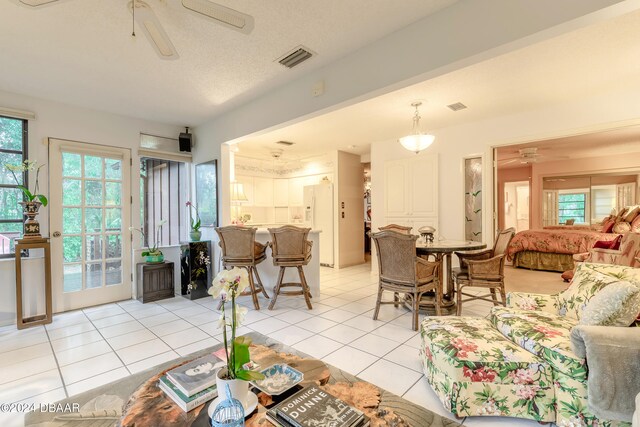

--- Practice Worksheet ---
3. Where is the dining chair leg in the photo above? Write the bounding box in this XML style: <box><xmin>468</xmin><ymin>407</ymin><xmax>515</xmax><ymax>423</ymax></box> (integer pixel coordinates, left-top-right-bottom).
<box><xmin>268</xmin><ymin>266</ymin><xmax>286</xmax><ymax>310</ymax></box>
<box><xmin>434</xmin><ymin>286</ymin><xmax>442</xmax><ymax>317</ymax></box>
<box><xmin>412</xmin><ymin>293</ymin><xmax>420</xmax><ymax>331</ymax></box>
<box><xmin>393</xmin><ymin>292</ymin><xmax>400</xmax><ymax>308</ymax></box>
<box><xmin>456</xmin><ymin>282</ymin><xmax>463</xmax><ymax>316</ymax></box>
<box><xmin>253</xmin><ymin>267</ymin><xmax>270</xmax><ymax>299</ymax></box>
<box><xmin>499</xmin><ymin>286</ymin><xmax>507</xmax><ymax>306</ymax></box>
<box><xmin>490</xmin><ymin>288</ymin><xmax>498</xmax><ymax>305</ymax></box>
<box><xmin>373</xmin><ymin>286</ymin><xmax>383</xmax><ymax>320</ymax></box>
<box><xmin>246</xmin><ymin>267</ymin><xmax>260</xmax><ymax>310</ymax></box>
<box><xmin>297</xmin><ymin>265</ymin><xmax>313</xmax><ymax>310</ymax></box>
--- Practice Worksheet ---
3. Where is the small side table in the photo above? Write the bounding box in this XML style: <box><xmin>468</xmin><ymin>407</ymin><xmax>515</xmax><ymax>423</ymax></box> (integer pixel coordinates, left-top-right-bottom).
<box><xmin>15</xmin><ymin>237</ymin><xmax>52</xmax><ymax>330</ymax></box>
<box><xmin>136</xmin><ymin>262</ymin><xmax>175</xmax><ymax>303</ymax></box>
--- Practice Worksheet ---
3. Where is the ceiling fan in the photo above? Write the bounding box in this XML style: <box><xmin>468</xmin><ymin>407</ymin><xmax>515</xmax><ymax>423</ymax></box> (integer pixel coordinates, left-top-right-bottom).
<box><xmin>499</xmin><ymin>147</ymin><xmax>569</xmax><ymax>166</ymax></box>
<box><xmin>12</xmin><ymin>0</ymin><xmax>254</xmax><ymax>60</ymax></box>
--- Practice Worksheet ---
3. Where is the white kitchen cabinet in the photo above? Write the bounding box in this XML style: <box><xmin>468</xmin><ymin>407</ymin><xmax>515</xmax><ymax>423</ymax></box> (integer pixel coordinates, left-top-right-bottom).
<box><xmin>383</xmin><ymin>154</ymin><xmax>438</xmax><ymax>230</ymax></box>
<box><xmin>253</xmin><ymin>177</ymin><xmax>274</xmax><ymax>206</ymax></box>
<box><xmin>288</xmin><ymin>177</ymin><xmax>305</xmax><ymax>206</ymax></box>
<box><xmin>273</xmin><ymin>179</ymin><xmax>289</xmax><ymax>206</ymax></box>
<box><xmin>235</xmin><ymin>175</ymin><xmax>254</xmax><ymax>205</ymax></box>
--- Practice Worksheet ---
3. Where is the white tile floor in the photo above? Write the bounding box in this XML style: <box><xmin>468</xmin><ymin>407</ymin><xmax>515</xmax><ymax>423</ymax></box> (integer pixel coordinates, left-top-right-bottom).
<box><xmin>0</xmin><ymin>263</ymin><xmax>549</xmax><ymax>427</ymax></box>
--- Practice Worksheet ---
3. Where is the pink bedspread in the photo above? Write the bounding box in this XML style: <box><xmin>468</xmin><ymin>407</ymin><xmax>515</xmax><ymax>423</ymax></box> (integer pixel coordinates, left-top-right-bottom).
<box><xmin>506</xmin><ymin>229</ymin><xmax>621</xmax><ymax>261</ymax></box>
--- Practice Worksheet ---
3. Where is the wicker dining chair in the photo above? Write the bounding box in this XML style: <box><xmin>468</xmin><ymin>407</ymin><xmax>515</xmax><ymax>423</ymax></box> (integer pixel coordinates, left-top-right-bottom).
<box><xmin>267</xmin><ymin>225</ymin><xmax>313</xmax><ymax>310</ymax></box>
<box><xmin>215</xmin><ymin>226</ymin><xmax>270</xmax><ymax>310</ymax></box>
<box><xmin>378</xmin><ymin>224</ymin><xmax>413</xmax><ymax>234</ymax></box>
<box><xmin>453</xmin><ymin>228</ymin><xmax>515</xmax><ymax>315</ymax></box>
<box><xmin>370</xmin><ymin>230</ymin><xmax>441</xmax><ymax>331</ymax></box>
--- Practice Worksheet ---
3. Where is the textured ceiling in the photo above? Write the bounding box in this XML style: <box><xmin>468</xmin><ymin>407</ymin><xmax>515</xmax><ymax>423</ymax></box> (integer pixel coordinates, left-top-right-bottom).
<box><xmin>235</xmin><ymin>8</ymin><xmax>640</xmax><ymax>159</ymax></box>
<box><xmin>0</xmin><ymin>0</ymin><xmax>456</xmax><ymax>125</ymax></box>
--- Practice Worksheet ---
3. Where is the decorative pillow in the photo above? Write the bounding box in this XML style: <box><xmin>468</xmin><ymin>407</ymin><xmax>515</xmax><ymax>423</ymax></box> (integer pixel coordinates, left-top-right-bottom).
<box><xmin>624</xmin><ymin>206</ymin><xmax>640</xmax><ymax>223</ymax></box>
<box><xmin>556</xmin><ymin>265</ymin><xmax>618</xmax><ymax>319</ymax></box>
<box><xmin>613</xmin><ymin>222</ymin><xmax>631</xmax><ymax>234</ymax></box>
<box><xmin>617</xmin><ymin>207</ymin><xmax>629</xmax><ymax>221</ymax></box>
<box><xmin>601</xmin><ymin>218</ymin><xmax>616</xmax><ymax>233</ymax></box>
<box><xmin>632</xmin><ymin>215</ymin><xmax>640</xmax><ymax>233</ymax></box>
<box><xmin>592</xmin><ymin>235</ymin><xmax>623</xmax><ymax>250</ymax></box>
<box><xmin>579</xmin><ymin>281</ymin><xmax>640</xmax><ymax>326</ymax></box>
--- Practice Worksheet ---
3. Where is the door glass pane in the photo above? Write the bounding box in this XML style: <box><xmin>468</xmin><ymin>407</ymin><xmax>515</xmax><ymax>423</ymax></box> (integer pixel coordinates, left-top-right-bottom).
<box><xmin>105</xmin><ymin>208</ymin><xmax>122</xmax><ymax>230</ymax></box>
<box><xmin>84</xmin><ymin>156</ymin><xmax>103</xmax><ymax>179</ymax></box>
<box><xmin>106</xmin><ymin>261</ymin><xmax>122</xmax><ymax>286</ymax></box>
<box><xmin>62</xmin><ymin>152</ymin><xmax>81</xmax><ymax>177</ymax></box>
<box><xmin>85</xmin><ymin>208</ymin><xmax>103</xmax><ymax>233</ymax></box>
<box><xmin>85</xmin><ymin>263</ymin><xmax>103</xmax><ymax>289</ymax></box>
<box><xmin>62</xmin><ymin>179</ymin><xmax>81</xmax><ymax>206</ymax></box>
<box><xmin>84</xmin><ymin>181</ymin><xmax>103</xmax><ymax>206</ymax></box>
<box><xmin>63</xmin><ymin>236</ymin><xmax>82</xmax><ymax>263</ymax></box>
<box><xmin>105</xmin><ymin>159</ymin><xmax>122</xmax><ymax>180</ymax></box>
<box><xmin>63</xmin><ymin>208</ymin><xmax>82</xmax><ymax>234</ymax></box>
<box><xmin>105</xmin><ymin>182</ymin><xmax>121</xmax><ymax>206</ymax></box>
<box><xmin>85</xmin><ymin>235</ymin><xmax>102</xmax><ymax>261</ymax></box>
<box><xmin>106</xmin><ymin>234</ymin><xmax>122</xmax><ymax>258</ymax></box>
<box><xmin>63</xmin><ymin>264</ymin><xmax>82</xmax><ymax>292</ymax></box>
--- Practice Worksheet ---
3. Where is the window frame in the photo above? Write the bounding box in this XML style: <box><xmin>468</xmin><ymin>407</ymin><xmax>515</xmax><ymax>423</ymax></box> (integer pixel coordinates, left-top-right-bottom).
<box><xmin>0</xmin><ymin>115</ymin><xmax>28</xmax><ymax>259</ymax></box>
<box><xmin>558</xmin><ymin>191</ymin><xmax>588</xmax><ymax>224</ymax></box>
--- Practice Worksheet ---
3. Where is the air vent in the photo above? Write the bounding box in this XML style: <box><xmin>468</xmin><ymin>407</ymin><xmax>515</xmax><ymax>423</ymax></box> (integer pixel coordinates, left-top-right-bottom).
<box><xmin>277</xmin><ymin>46</ymin><xmax>314</xmax><ymax>68</ymax></box>
<box><xmin>275</xmin><ymin>141</ymin><xmax>295</xmax><ymax>146</ymax></box>
<box><xmin>447</xmin><ymin>102</ymin><xmax>467</xmax><ymax>111</ymax></box>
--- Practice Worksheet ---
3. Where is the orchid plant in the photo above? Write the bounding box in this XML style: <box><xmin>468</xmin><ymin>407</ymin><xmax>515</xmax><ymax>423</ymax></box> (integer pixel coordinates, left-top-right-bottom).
<box><xmin>209</xmin><ymin>267</ymin><xmax>264</xmax><ymax>381</ymax></box>
<box><xmin>4</xmin><ymin>160</ymin><xmax>48</xmax><ymax>206</ymax></box>
<box><xmin>185</xmin><ymin>201</ymin><xmax>201</xmax><ymax>232</ymax></box>
<box><xmin>129</xmin><ymin>219</ymin><xmax>166</xmax><ymax>256</ymax></box>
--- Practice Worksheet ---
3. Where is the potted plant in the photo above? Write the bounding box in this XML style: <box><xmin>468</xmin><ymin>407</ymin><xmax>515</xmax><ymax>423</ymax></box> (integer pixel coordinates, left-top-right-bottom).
<box><xmin>4</xmin><ymin>160</ymin><xmax>48</xmax><ymax>238</ymax></box>
<box><xmin>129</xmin><ymin>220</ymin><xmax>166</xmax><ymax>263</ymax></box>
<box><xmin>186</xmin><ymin>201</ymin><xmax>201</xmax><ymax>241</ymax></box>
<box><xmin>209</xmin><ymin>267</ymin><xmax>264</xmax><ymax>406</ymax></box>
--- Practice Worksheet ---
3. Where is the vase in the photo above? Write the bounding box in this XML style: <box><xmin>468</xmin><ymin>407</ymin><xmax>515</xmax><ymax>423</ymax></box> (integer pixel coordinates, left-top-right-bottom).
<box><xmin>18</xmin><ymin>201</ymin><xmax>42</xmax><ymax>238</ymax></box>
<box><xmin>145</xmin><ymin>254</ymin><xmax>164</xmax><ymax>263</ymax></box>
<box><xmin>189</xmin><ymin>230</ymin><xmax>201</xmax><ymax>241</ymax></box>
<box><xmin>216</xmin><ymin>367</ymin><xmax>249</xmax><ymax>408</ymax></box>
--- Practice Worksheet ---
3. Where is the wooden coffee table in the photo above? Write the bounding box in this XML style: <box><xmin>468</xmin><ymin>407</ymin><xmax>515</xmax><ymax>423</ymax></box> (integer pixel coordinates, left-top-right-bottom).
<box><xmin>25</xmin><ymin>333</ymin><xmax>461</xmax><ymax>427</ymax></box>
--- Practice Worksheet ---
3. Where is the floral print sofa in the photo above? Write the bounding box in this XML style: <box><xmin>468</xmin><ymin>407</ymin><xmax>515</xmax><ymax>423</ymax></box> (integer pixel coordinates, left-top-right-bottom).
<box><xmin>420</xmin><ymin>262</ymin><xmax>640</xmax><ymax>426</ymax></box>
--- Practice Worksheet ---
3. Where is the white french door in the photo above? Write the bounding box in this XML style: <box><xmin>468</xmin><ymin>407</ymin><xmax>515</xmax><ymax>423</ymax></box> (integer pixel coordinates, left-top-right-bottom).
<box><xmin>49</xmin><ymin>138</ymin><xmax>132</xmax><ymax>312</ymax></box>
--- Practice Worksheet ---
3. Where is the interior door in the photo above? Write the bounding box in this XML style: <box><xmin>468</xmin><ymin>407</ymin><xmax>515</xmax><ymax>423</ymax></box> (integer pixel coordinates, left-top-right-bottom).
<box><xmin>49</xmin><ymin>138</ymin><xmax>132</xmax><ymax>312</ymax></box>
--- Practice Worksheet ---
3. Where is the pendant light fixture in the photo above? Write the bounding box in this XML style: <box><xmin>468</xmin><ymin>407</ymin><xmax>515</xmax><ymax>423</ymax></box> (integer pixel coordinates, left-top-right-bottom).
<box><xmin>398</xmin><ymin>101</ymin><xmax>435</xmax><ymax>154</ymax></box>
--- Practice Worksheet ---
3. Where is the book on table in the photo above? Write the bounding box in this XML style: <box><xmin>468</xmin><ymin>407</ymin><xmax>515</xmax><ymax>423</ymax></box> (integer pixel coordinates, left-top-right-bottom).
<box><xmin>165</xmin><ymin>353</ymin><xmax>225</xmax><ymax>396</ymax></box>
<box><xmin>158</xmin><ymin>375</ymin><xmax>218</xmax><ymax>412</ymax></box>
<box><xmin>268</xmin><ymin>385</ymin><xmax>366</xmax><ymax>427</ymax></box>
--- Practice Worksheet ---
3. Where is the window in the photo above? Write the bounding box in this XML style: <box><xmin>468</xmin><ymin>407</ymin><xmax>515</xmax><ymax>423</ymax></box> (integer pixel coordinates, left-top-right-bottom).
<box><xmin>0</xmin><ymin>116</ymin><xmax>27</xmax><ymax>257</ymax></box>
<box><xmin>140</xmin><ymin>158</ymin><xmax>189</xmax><ymax>247</ymax></box>
<box><xmin>558</xmin><ymin>192</ymin><xmax>587</xmax><ymax>224</ymax></box>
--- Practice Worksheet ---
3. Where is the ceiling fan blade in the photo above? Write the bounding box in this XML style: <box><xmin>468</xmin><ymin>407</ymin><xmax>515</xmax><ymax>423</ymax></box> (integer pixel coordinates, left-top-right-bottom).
<box><xmin>498</xmin><ymin>158</ymin><xmax>520</xmax><ymax>165</ymax></box>
<box><xmin>18</xmin><ymin>0</ymin><xmax>59</xmax><ymax>7</ymax></box>
<box><xmin>182</xmin><ymin>0</ymin><xmax>254</xmax><ymax>34</ymax></box>
<box><xmin>131</xmin><ymin>1</ymin><xmax>179</xmax><ymax>60</ymax></box>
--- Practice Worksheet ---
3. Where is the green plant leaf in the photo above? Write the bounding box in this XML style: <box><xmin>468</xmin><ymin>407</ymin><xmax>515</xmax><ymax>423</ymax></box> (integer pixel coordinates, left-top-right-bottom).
<box><xmin>36</xmin><ymin>195</ymin><xmax>48</xmax><ymax>206</ymax></box>
<box><xmin>141</xmin><ymin>251</ymin><xmax>150</xmax><ymax>257</ymax></box>
<box><xmin>232</xmin><ymin>337</ymin><xmax>251</xmax><ymax>374</ymax></box>
<box><xmin>235</xmin><ymin>369</ymin><xmax>265</xmax><ymax>381</ymax></box>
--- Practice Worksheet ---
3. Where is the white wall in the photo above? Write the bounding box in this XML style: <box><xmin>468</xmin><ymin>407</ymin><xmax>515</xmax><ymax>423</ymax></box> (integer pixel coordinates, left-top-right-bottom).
<box><xmin>0</xmin><ymin>89</ymin><xmax>183</xmax><ymax>326</ymax></box>
<box><xmin>372</xmin><ymin>86</ymin><xmax>640</xmax><ymax>266</ymax></box>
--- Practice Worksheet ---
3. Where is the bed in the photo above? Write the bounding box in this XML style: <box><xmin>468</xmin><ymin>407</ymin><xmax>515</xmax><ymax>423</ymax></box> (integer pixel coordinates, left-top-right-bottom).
<box><xmin>506</xmin><ymin>228</ymin><xmax>621</xmax><ymax>272</ymax></box>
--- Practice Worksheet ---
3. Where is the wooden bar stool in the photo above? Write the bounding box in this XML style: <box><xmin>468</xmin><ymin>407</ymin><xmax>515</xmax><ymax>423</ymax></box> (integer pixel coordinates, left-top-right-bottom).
<box><xmin>215</xmin><ymin>226</ymin><xmax>270</xmax><ymax>310</ymax></box>
<box><xmin>267</xmin><ymin>225</ymin><xmax>313</xmax><ymax>310</ymax></box>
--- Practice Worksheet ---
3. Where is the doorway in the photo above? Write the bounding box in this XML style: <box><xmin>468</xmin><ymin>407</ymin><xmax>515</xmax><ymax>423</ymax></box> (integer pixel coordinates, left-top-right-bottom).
<box><xmin>504</xmin><ymin>181</ymin><xmax>530</xmax><ymax>232</ymax></box>
<box><xmin>49</xmin><ymin>138</ymin><xmax>132</xmax><ymax>312</ymax></box>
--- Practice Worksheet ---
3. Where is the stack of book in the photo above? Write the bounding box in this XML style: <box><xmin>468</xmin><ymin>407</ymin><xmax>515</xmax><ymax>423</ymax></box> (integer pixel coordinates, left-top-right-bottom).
<box><xmin>158</xmin><ymin>354</ymin><xmax>225</xmax><ymax>412</ymax></box>
<box><xmin>266</xmin><ymin>385</ymin><xmax>370</xmax><ymax>427</ymax></box>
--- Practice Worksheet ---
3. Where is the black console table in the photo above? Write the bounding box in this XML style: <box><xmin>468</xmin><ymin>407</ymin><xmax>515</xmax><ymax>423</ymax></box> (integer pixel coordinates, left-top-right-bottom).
<box><xmin>136</xmin><ymin>262</ymin><xmax>174</xmax><ymax>303</ymax></box>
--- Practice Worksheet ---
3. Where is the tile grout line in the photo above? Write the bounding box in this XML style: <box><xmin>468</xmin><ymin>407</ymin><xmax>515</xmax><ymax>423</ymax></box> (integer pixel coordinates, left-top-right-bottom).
<box><xmin>42</xmin><ymin>326</ymin><xmax>70</xmax><ymax>400</ymax></box>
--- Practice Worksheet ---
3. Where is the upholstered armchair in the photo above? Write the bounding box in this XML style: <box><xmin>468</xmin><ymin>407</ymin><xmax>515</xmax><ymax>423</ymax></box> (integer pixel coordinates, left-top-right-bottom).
<box><xmin>573</xmin><ymin>232</ymin><xmax>640</xmax><ymax>268</ymax></box>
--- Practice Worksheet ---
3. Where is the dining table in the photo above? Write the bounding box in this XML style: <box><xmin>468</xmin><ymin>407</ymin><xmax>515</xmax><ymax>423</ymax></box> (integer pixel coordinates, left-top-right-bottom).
<box><xmin>414</xmin><ymin>239</ymin><xmax>487</xmax><ymax>314</ymax></box>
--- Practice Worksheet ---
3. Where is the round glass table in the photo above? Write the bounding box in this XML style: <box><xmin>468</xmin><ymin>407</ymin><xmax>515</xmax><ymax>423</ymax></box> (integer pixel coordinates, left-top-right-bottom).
<box><xmin>414</xmin><ymin>239</ymin><xmax>487</xmax><ymax>314</ymax></box>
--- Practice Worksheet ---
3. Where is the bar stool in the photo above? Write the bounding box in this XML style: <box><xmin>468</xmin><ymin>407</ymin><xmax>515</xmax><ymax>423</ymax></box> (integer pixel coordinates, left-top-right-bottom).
<box><xmin>215</xmin><ymin>226</ymin><xmax>270</xmax><ymax>310</ymax></box>
<box><xmin>267</xmin><ymin>225</ymin><xmax>313</xmax><ymax>310</ymax></box>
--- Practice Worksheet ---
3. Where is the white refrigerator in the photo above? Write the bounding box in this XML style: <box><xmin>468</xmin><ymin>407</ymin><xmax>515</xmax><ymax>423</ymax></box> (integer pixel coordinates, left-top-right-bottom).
<box><xmin>303</xmin><ymin>183</ymin><xmax>334</xmax><ymax>267</ymax></box>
